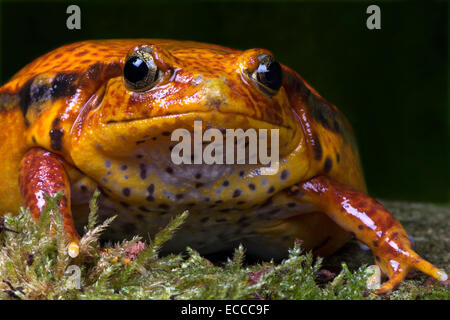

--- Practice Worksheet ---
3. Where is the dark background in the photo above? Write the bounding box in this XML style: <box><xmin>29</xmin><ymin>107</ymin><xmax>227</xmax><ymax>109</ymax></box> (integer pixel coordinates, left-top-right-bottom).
<box><xmin>0</xmin><ymin>0</ymin><xmax>448</xmax><ymax>203</ymax></box>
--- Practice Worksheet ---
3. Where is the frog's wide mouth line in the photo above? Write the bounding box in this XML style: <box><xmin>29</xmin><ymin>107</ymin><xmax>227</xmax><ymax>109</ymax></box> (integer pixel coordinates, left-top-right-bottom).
<box><xmin>104</xmin><ymin>111</ymin><xmax>294</xmax><ymax>131</ymax></box>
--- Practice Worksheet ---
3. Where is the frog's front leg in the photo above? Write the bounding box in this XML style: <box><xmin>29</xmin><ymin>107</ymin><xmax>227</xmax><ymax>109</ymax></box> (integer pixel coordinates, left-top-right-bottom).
<box><xmin>19</xmin><ymin>148</ymin><xmax>80</xmax><ymax>257</ymax></box>
<box><xmin>295</xmin><ymin>175</ymin><xmax>447</xmax><ymax>293</ymax></box>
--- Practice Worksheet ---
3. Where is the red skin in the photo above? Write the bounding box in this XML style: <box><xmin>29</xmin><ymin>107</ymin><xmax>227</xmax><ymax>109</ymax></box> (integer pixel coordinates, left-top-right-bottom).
<box><xmin>298</xmin><ymin>176</ymin><xmax>446</xmax><ymax>293</ymax></box>
<box><xmin>19</xmin><ymin>148</ymin><xmax>79</xmax><ymax>243</ymax></box>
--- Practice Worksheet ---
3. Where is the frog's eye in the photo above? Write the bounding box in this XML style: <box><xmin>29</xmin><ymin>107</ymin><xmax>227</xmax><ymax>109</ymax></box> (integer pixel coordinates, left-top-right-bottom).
<box><xmin>250</xmin><ymin>54</ymin><xmax>283</xmax><ymax>95</ymax></box>
<box><xmin>123</xmin><ymin>49</ymin><xmax>161</xmax><ymax>92</ymax></box>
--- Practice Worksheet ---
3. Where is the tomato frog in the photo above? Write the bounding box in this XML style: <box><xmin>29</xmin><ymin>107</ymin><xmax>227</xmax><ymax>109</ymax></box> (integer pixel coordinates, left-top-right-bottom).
<box><xmin>0</xmin><ymin>40</ymin><xmax>446</xmax><ymax>293</ymax></box>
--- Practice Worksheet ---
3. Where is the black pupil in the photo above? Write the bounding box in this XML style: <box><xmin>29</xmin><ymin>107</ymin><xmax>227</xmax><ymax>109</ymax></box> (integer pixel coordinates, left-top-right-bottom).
<box><xmin>257</xmin><ymin>60</ymin><xmax>282</xmax><ymax>91</ymax></box>
<box><xmin>124</xmin><ymin>56</ymin><xmax>149</xmax><ymax>83</ymax></box>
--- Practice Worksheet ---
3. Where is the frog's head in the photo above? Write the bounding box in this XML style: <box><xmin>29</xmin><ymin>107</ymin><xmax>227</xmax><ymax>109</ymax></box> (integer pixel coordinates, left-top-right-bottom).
<box><xmin>71</xmin><ymin>41</ymin><xmax>305</xmax><ymax>191</ymax></box>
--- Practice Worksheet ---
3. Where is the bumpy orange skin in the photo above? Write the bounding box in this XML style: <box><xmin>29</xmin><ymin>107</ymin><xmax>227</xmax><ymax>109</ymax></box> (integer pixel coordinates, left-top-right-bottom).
<box><xmin>0</xmin><ymin>40</ymin><xmax>446</xmax><ymax>293</ymax></box>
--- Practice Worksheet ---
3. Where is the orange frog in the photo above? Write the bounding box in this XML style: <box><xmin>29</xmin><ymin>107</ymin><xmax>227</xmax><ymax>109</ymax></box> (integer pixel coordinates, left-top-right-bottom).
<box><xmin>0</xmin><ymin>40</ymin><xmax>446</xmax><ymax>293</ymax></box>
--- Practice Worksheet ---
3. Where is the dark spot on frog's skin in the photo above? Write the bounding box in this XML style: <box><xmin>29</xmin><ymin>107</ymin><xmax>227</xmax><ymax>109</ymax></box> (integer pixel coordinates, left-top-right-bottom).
<box><xmin>136</xmin><ymin>154</ymin><xmax>143</xmax><ymax>159</ymax></box>
<box><xmin>215</xmin><ymin>200</ymin><xmax>223</xmax><ymax>204</ymax></box>
<box><xmin>18</xmin><ymin>77</ymin><xmax>52</xmax><ymax>116</ymax></box>
<box><xmin>392</xmin><ymin>232</ymin><xmax>399</xmax><ymax>239</ymax></box>
<box><xmin>195</xmin><ymin>183</ymin><xmax>204</xmax><ymax>188</ymax></box>
<box><xmin>120</xmin><ymin>201</ymin><xmax>130</xmax><ymax>208</ymax></box>
<box><xmin>324</xmin><ymin>157</ymin><xmax>333</xmax><ymax>173</ymax></box>
<box><xmin>336</xmin><ymin>153</ymin><xmax>340</xmax><ymax>163</ymax></box>
<box><xmin>120</xmin><ymin>165</ymin><xmax>128</xmax><ymax>171</ymax></box>
<box><xmin>159</xmin><ymin>204</ymin><xmax>170</xmax><ymax>210</ymax></box>
<box><xmin>85</xmin><ymin>63</ymin><xmax>102</xmax><ymax>81</ymax></box>
<box><xmin>223</xmin><ymin>180</ymin><xmax>230</xmax><ymax>187</ymax></box>
<box><xmin>75</xmin><ymin>50</ymin><xmax>89</xmax><ymax>57</ymax></box>
<box><xmin>195</xmin><ymin>173</ymin><xmax>202</xmax><ymax>179</ymax></box>
<box><xmin>308</xmin><ymin>93</ymin><xmax>341</xmax><ymax>134</ymax></box>
<box><xmin>372</xmin><ymin>241</ymin><xmax>379</xmax><ymax>247</ymax></box>
<box><xmin>139</xmin><ymin>163</ymin><xmax>147</xmax><ymax>179</ymax></box>
<box><xmin>49</xmin><ymin>128</ymin><xmax>64</xmax><ymax>151</ymax></box>
<box><xmin>200</xmin><ymin>217</ymin><xmax>209</xmax><ymax>223</ymax></box>
<box><xmin>287</xmin><ymin>202</ymin><xmax>296</xmax><ymax>208</ymax></box>
<box><xmin>206</xmin><ymin>96</ymin><xmax>225</xmax><ymax>109</ymax></box>
<box><xmin>237</xmin><ymin>201</ymin><xmax>245</xmax><ymax>205</ymax></box>
<box><xmin>220</xmin><ymin>208</ymin><xmax>231</xmax><ymax>213</ymax></box>
<box><xmin>358</xmin><ymin>225</ymin><xmax>364</xmax><ymax>230</ymax></box>
<box><xmin>248</xmin><ymin>183</ymin><xmax>256</xmax><ymax>191</ymax></box>
<box><xmin>204</xmin><ymin>197</ymin><xmax>210</xmax><ymax>202</ymax></box>
<box><xmin>166</xmin><ymin>167</ymin><xmax>174</xmax><ymax>174</ymax></box>
<box><xmin>216</xmin><ymin>218</ymin><xmax>227</xmax><ymax>223</ymax></box>
<box><xmin>239</xmin><ymin>170</ymin><xmax>245</xmax><ymax>177</ymax></box>
<box><xmin>280</xmin><ymin>169</ymin><xmax>289</xmax><ymax>181</ymax></box>
<box><xmin>267</xmin><ymin>186</ymin><xmax>275</xmax><ymax>194</ymax></box>
<box><xmin>147</xmin><ymin>184</ymin><xmax>155</xmax><ymax>195</ymax></box>
<box><xmin>152</xmin><ymin>137</ymin><xmax>157</xmax><ymax>141</ymax></box>
<box><xmin>122</xmin><ymin>188</ymin><xmax>131</xmax><ymax>197</ymax></box>
<box><xmin>32</xmin><ymin>136</ymin><xmax>37</xmax><ymax>144</ymax></box>
<box><xmin>104</xmin><ymin>160</ymin><xmax>111</xmax><ymax>169</ymax></box>
<box><xmin>80</xmin><ymin>185</ymin><xmax>88</xmax><ymax>193</ymax></box>
<box><xmin>51</xmin><ymin>73</ymin><xmax>78</xmax><ymax>99</ymax></box>
<box><xmin>146</xmin><ymin>195</ymin><xmax>154</xmax><ymax>202</ymax></box>
<box><xmin>232</xmin><ymin>189</ymin><xmax>242</xmax><ymax>198</ymax></box>
<box><xmin>136</xmin><ymin>140</ymin><xmax>146</xmax><ymax>145</ymax></box>
<box><xmin>311</xmin><ymin>133</ymin><xmax>323</xmax><ymax>161</ymax></box>
<box><xmin>138</xmin><ymin>206</ymin><xmax>150</xmax><ymax>213</ymax></box>
<box><xmin>375</xmin><ymin>256</ymin><xmax>381</xmax><ymax>262</ymax></box>
<box><xmin>162</xmin><ymin>131</ymin><xmax>171</xmax><ymax>136</ymax></box>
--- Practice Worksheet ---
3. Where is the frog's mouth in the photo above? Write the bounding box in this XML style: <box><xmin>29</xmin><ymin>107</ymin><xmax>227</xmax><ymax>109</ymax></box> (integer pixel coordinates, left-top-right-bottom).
<box><xmin>84</xmin><ymin>109</ymin><xmax>301</xmax><ymax>161</ymax></box>
<box><xmin>104</xmin><ymin>111</ymin><xmax>292</xmax><ymax>129</ymax></box>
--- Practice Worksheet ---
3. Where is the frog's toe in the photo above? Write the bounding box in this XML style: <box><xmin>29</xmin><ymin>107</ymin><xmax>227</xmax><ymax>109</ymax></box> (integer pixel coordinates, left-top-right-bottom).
<box><xmin>375</xmin><ymin>249</ymin><xmax>447</xmax><ymax>294</ymax></box>
<box><xmin>375</xmin><ymin>262</ymin><xmax>409</xmax><ymax>293</ymax></box>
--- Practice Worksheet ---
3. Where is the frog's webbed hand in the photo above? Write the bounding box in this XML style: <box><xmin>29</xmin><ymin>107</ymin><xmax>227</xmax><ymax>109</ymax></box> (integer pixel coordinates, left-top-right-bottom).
<box><xmin>295</xmin><ymin>175</ymin><xmax>447</xmax><ymax>293</ymax></box>
<box><xmin>19</xmin><ymin>147</ymin><xmax>80</xmax><ymax>257</ymax></box>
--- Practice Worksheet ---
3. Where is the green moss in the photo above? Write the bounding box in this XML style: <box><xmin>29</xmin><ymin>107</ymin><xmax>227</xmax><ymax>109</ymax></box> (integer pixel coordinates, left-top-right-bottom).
<box><xmin>0</xmin><ymin>194</ymin><xmax>448</xmax><ymax>300</ymax></box>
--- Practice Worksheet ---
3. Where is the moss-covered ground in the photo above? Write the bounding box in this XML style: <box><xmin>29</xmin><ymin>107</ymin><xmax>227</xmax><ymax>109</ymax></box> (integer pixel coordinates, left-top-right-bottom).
<box><xmin>0</xmin><ymin>193</ymin><xmax>448</xmax><ymax>300</ymax></box>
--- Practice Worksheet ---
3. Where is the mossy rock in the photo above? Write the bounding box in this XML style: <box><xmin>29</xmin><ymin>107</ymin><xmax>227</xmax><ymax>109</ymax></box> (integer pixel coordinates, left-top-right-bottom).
<box><xmin>0</xmin><ymin>194</ymin><xmax>448</xmax><ymax>300</ymax></box>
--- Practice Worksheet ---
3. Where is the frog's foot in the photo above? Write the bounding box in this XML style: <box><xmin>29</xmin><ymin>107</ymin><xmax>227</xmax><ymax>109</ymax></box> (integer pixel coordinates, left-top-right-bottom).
<box><xmin>19</xmin><ymin>148</ymin><xmax>81</xmax><ymax>257</ymax></box>
<box><xmin>374</xmin><ymin>247</ymin><xmax>447</xmax><ymax>293</ymax></box>
<box><xmin>297</xmin><ymin>175</ymin><xmax>447</xmax><ymax>293</ymax></box>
